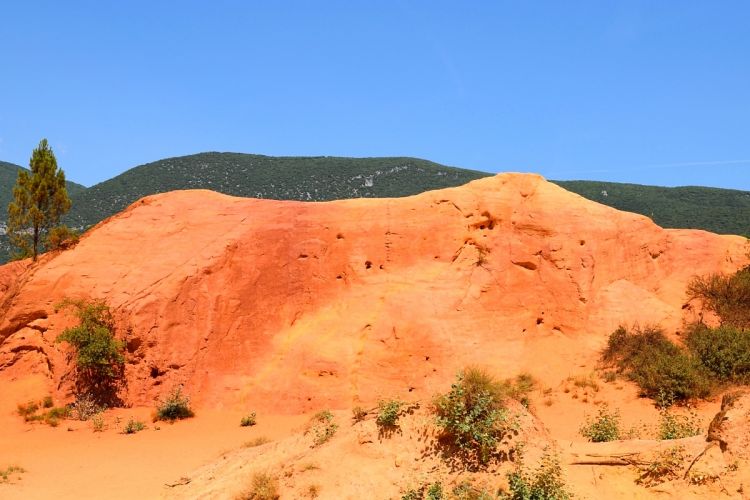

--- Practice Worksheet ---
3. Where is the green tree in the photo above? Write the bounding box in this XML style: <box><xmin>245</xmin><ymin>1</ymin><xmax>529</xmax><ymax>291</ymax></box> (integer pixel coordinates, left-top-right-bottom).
<box><xmin>7</xmin><ymin>139</ymin><xmax>72</xmax><ymax>260</ymax></box>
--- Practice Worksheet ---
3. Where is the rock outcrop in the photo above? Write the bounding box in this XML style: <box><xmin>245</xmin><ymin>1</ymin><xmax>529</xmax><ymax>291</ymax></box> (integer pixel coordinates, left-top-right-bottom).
<box><xmin>0</xmin><ymin>174</ymin><xmax>746</xmax><ymax>411</ymax></box>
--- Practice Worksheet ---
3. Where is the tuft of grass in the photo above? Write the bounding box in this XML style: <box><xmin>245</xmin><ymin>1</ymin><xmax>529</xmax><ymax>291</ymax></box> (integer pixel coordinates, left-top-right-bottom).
<box><xmin>155</xmin><ymin>386</ymin><xmax>194</xmax><ymax>422</ymax></box>
<box><xmin>305</xmin><ymin>484</ymin><xmax>320</xmax><ymax>498</ymax></box>
<box><xmin>17</xmin><ymin>401</ymin><xmax>40</xmax><ymax>420</ymax></box>
<box><xmin>238</xmin><ymin>472</ymin><xmax>279</xmax><ymax>500</ymax></box>
<box><xmin>42</xmin><ymin>396</ymin><xmax>54</xmax><ymax>408</ymax></box>
<box><xmin>0</xmin><ymin>465</ymin><xmax>26</xmax><ymax>483</ymax></box>
<box><xmin>71</xmin><ymin>393</ymin><xmax>102</xmax><ymax>421</ymax></box>
<box><xmin>243</xmin><ymin>436</ymin><xmax>270</xmax><ymax>448</ymax></box>
<box><xmin>309</xmin><ymin>410</ymin><xmax>338</xmax><ymax>446</ymax></box>
<box><xmin>240</xmin><ymin>412</ymin><xmax>257</xmax><ymax>427</ymax></box>
<box><xmin>579</xmin><ymin>404</ymin><xmax>621</xmax><ymax>442</ymax></box>
<box><xmin>123</xmin><ymin>418</ymin><xmax>146</xmax><ymax>434</ymax></box>
<box><xmin>91</xmin><ymin>412</ymin><xmax>106</xmax><ymax>432</ymax></box>
<box><xmin>352</xmin><ymin>406</ymin><xmax>367</xmax><ymax>423</ymax></box>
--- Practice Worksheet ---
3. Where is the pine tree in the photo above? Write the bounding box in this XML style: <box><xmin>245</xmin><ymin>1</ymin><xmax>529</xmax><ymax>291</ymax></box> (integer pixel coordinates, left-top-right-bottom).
<box><xmin>7</xmin><ymin>139</ymin><xmax>72</xmax><ymax>260</ymax></box>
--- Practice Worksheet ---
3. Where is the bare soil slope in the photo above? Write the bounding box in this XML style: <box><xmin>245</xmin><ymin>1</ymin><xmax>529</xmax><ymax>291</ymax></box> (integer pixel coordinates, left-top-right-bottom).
<box><xmin>0</xmin><ymin>173</ymin><xmax>746</xmax><ymax>412</ymax></box>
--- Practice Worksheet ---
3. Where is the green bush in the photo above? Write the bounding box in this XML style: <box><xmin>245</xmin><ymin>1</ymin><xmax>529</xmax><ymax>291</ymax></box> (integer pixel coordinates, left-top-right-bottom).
<box><xmin>602</xmin><ymin>325</ymin><xmax>713</xmax><ymax>404</ymax></box>
<box><xmin>503</xmin><ymin>450</ymin><xmax>571</xmax><ymax>500</ymax></box>
<box><xmin>155</xmin><ymin>386</ymin><xmax>195</xmax><ymax>421</ymax></box>
<box><xmin>241</xmin><ymin>412</ymin><xmax>257</xmax><ymax>427</ymax></box>
<box><xmin>687</xmin><ymin>265</ymin><xmax>750</xmax><ymax>329</ymax></box>
<box><xmin>579</xmin><ymin>405</ymin><xmax>621</xmax><ymax>442</ymax></box>
<box><xmin>376</xmin><ymin>399</ymin><xmax>403</xmax><ymax>428</ymax></box>
<box><xmin>238</xmin><ymin>471</ymin><xmax>280</xmax><ymax>500</ymax></box>
<box><xmin>434</xmin><ymin>368</ymin><xmax>515</xmax><ymax>465</ymax></box>
<box><xmin>686</xmin><ymin>323</ymin><xmax>750</xmax><ymax>383</ymax></box>
<box><xmin>55</xmin><ymin>298</ymin><xmax>124</xmax><ymax>405</ymax></box>
<box><xmin>658</xmin><ymin>409</ymin><xmax>701</xmax><ymax>440</ymax></box>
<box><xmin>46</xmin><ymin>225</ymin><xmax>79</xmax><ymax>250</ymax></box>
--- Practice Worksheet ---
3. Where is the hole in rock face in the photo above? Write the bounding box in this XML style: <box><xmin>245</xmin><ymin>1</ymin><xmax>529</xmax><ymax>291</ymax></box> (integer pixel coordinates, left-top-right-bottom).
<box><xmin>298</xmin><ymin>254</ymin><xmax>308</xmax><ymax>259</ymax></box>
<box><xmin>336</xmin><ymin>275</ymin><xmax>343</xmax><ymax>280</ymax></box>
<box><xmin>336</xmin><ymin>233</ymin><xmax>344</xmax><ymax>239</ymax></box>
<box><xmin>379</xmin><ymin>264</ymin><xmax>384</xmax><ymax>270</ymax></box>
<box><xmin>536</xmin><ymin>318</ymin><xmax>544</xmax><ymax>325</ymax></box>
<box><xmin>579</xmin><ymin>240</ymin><xmax>586</xmax><ymax>246</ymax></box>
<box><xmin>149</xmin><ymin>366</ymin><xmax>163</xmax><ymax>378</ymax></box>
<box><xmin>365</xmin><ymin>261</ymin><xmax>372</xmax><ymax>269</ymax></box>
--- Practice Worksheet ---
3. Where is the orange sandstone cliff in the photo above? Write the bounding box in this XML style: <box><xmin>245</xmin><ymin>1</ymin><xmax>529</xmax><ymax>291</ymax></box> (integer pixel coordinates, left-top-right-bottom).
<box><xmin>0</xmin><ymin>173</ymin><xmax>746</xmax><ymax>412</ymax></box>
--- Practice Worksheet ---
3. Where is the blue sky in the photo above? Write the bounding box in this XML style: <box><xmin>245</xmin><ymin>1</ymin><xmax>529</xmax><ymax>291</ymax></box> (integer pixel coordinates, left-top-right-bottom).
<box><xmin>1</xmin><ymin>1</ymin><xmax>748</xmax><ymax>189</ymax></box>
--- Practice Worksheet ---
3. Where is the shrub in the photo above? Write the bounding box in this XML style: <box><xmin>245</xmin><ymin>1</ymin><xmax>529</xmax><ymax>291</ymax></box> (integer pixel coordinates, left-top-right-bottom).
<box><xmin>46</xmin><ymin>225</ymin><xmax>79</xmax><ymax>250</ymax></box>
<box><xmin>503</xmin><ymin>450</ymin><xmax>571</xmax><ymax>500</ymax></box>
<box><xmin>452</xmin><ymin>481</ymin><xmax>494</xmax><ymax>499</ymax></box>
<box><xmin>309</xmin><ymin>410</ymin><xmax>338</xmax><ymax>446</ymax></box>
<box><xmin>434</xmin><ymin>368</ymin><xmax>515</xmax><ymax>465</ymax></box>
<box><xmin>42</xmin><ymin>396</ymin><xmax>54</xmax><ymax>408</ymax></box>
<box><xmin>579</xmin><ymin>405</ymin><xmax>621</xmax><ymax>442</ymax></box>
<box><xmin>155</xmin><ymin>386</ymin><xmax>195</xmax><ymax>421</ymax></box>
<box><xmin>376</xmin><ymin>399</ymin><xmax>403</xmax><ymax>428</ymax></box>
<box><xmin>687</xmin><ymin>265</ymin><xmax>750</xmax><ymax>328</ymax></box>
<box><xmin>91</xmin><ymin>413</ymin><xmax>106</xmax><ymax>432</ymax></box>
<box><xmin>352</xmin><ymin>406</ymin><xmax>367</xmax><ymax>423</ymax></box>
<box><xmin>123</xmin><ymin>418</ymin><xmax>146</xmax><ymax>434</ymax></box>
<box><xmin>17</xmin><ymin>401</ymin><xmax>40</xmax><ymax>420</ymax></box>
<box><xmin>658</xmin><ymin>409</ymin><xmax>701</xmax><ymax>440</ymax></box>
<box><xmin>55</xmin><ymin>298</ymin><xmax>124</xmax><ymax>405</ymax></box>
<box><xmin>240</xmin><ymin>412</ymin><xmax>257</xmax><ymax>427</ymax></box>
<box><xmin>243</xmin><ymin>436</ymin><xmax>270</xmax><ymax>448</ymax></box>
<box><xmin>636</xmin><ymin>446</ymin><xmax>686</xmax><ymax>487</ymax></box>
<box><xmin>602</xmin><ymin>325</ymin><xmax>713</xmax><ymax>404</ymax></box>
<box><xmin>426</xmin><ymin>482</ymin><xmax>444</xmax><ymax>500</ymax></box>
<box><xmin>71</xmin><ymin>393</ymin><xmax>102</xmax><ymax>420</ymax></box>
<box><xmin>686</xmin><ymin>323</ymin><xmax>750</xmax><ymax>383</ymax></box>
<box><xmin>239</xmin><ymin>472</ymin><xmax>279</xmax><ymax>500</ymax></box>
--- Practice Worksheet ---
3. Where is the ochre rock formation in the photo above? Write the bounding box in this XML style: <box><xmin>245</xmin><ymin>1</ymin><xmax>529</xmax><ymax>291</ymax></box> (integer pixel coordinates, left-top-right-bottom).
<box><xmin>0</xmin><ymin>174</ymin><xmax>746</xmax><ymax>411</ymax></box>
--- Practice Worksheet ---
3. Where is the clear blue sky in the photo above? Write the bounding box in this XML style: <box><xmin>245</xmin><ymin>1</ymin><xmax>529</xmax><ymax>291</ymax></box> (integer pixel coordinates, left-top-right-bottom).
<box><xmin>1</xmin><ymin>1</ymin><xmax>748</xmax><ymax>189</ymax></box>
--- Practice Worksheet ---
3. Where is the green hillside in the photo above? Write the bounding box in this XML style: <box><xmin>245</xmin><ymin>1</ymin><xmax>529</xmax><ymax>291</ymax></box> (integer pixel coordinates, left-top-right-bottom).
<box><xmin>553</xmin><ymin>180</ymin><xmax>750</xmax><ymax>237</ymax></box>
<box><xmin>63</xmin><ymin>153</ymin><xmax>489</xmax><ymax>228</ymax></box>
<box><xmin>1</xmin><ymin>152</ymin><xmax>749</xmax><ymax>264</ymax></box>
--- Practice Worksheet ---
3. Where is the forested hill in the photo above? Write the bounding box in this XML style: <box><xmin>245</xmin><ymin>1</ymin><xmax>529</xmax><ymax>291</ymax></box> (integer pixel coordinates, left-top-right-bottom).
<box><xmin>0</xmin><ymin>153</ymin><xmax>748</xmax><ymax>264</ymax></box>
<box><xmin>62</xmin><ymin>153</ymin><xmax>489</xmax><ymax>228</ymax></box>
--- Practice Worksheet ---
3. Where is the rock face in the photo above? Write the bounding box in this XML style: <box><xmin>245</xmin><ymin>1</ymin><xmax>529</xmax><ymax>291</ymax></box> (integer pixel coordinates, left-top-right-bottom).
<box><xmin>0</xmin><ymin>174</ymin><xmax>746</xmax><ymax>411</ymax></box>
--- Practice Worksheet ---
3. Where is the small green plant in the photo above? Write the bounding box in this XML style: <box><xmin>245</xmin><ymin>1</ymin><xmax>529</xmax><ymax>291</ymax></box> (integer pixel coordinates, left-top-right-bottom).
<box><xmin>636</xmin><ymin>446</ymin><xmax>686</xmax><ymax>487</ymax></box>
<box><xmin>309</xmin><ymin>410</ymin><xmax>338</xmax><ymax>446</ymax></box>
<box><xmin>239</xmin><ymin>471</ymin><xmax>279</xmax><ymax>500</ymax></box>
<box><xmin>579</xmin><ymin>404</ymin><xmax>621</xmax><ymax>442</ymax></box>
<box><xmin>42</xmin><ymin>396</ymin><xmax>54</xmax><ymax>408</ymax></box>
<box><xmin>352</xmin><ymin>406</ymin><xmax>367</xmax><ymax>423</ymax></box>
<box><xmin>376</xmin><ymin>399</ymin><xmax>403</xmax><ymax>428</ymax></box>
<box><xmin>658</xmin><ymin>409</ymin><xmax>701</xmax><ymax>440</ymax></box>
<box><xmin>155</xmin><ymin>386</ymin><xmax>195</xmax><ymax>421</ymax></box>
<box><xmin>0</xmin><ymin>465</ymin><xmax>26</xmax><ymax>483</ymax></box>
<box><xmin>503</xmin><ymin>449</ymin><xmax>571</xmax><ymax>499</ymax></box>
<box><xmin>241</xmin><ymin>412</ymin><xmax>257</xmax><ymax>427</ymax></box>
<box><xmin>46</xmin><ymin>225</ymin><xmax>79</xmax><ymax>250</ymax></box>
<box><xmin>426</xmin><ymin>482</ymin><xmax>444</xmax><ymax>500</ymax></box>
<box><xmin>434</xmin><ymin>368</ymin><xmax>516</xmax><ymax>465</ymax></box>
<box><xmin>452</xmin><ymin>481</ymin><xmax>494</xmax><ymax>500</ymax></box>
<box><xmin>123</xmin><ymin>418</ymin><xmax>146</xmax><ymax>434</ymax></box>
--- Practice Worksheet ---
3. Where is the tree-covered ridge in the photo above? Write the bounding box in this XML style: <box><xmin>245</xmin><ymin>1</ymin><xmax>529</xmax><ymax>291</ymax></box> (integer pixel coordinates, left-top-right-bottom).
<box><xmin>552</xmin><ymin>180</ymin><xmax>750</xmax><ymax>237</ymax></box>
<box><xmin>1</xmin><ymin>153</ymin><xmax>749</xmax><ymax>263</ymax></box>
<box><xmin>63</xmin><ymin>153</ymin><xmax>489</xmax><ymax>228</ymax></box>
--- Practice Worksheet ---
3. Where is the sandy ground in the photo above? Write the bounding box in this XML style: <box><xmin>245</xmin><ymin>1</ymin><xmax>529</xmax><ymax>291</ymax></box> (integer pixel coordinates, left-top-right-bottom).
<box><xmin>1</xmin><ymin>368</ymin><xmax>737</xmax><ymax>499</ymax></box>
<box><xmin>0</xmin><ymin>377</ymin><xmax>308</xmax><ymax>500</ymax></box>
